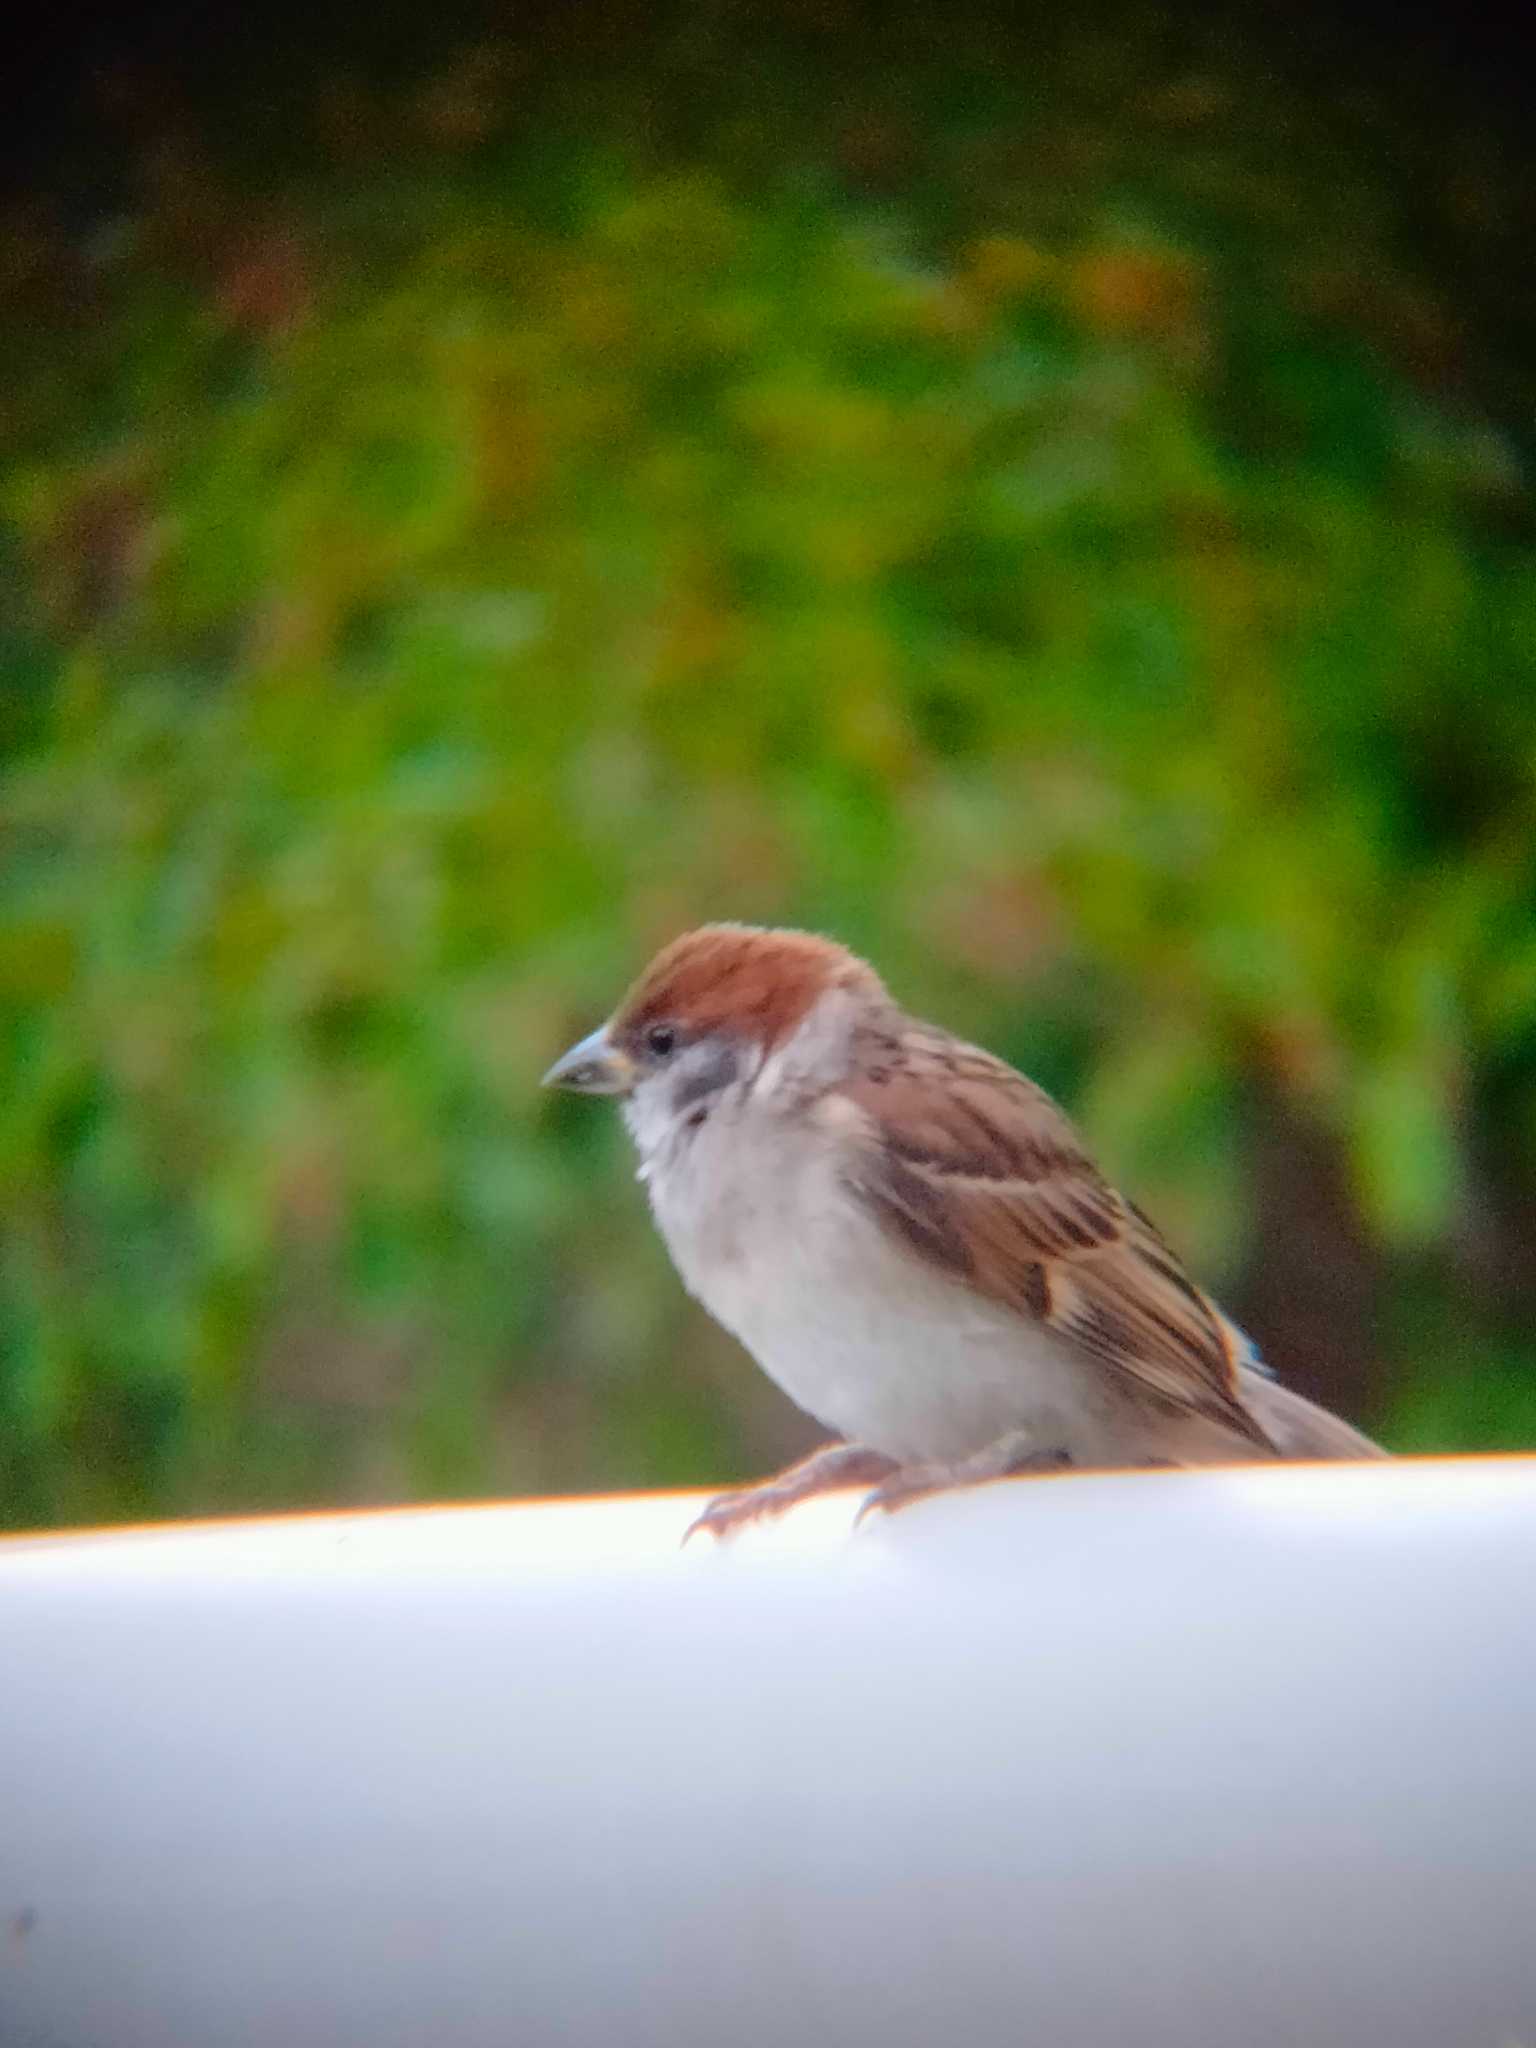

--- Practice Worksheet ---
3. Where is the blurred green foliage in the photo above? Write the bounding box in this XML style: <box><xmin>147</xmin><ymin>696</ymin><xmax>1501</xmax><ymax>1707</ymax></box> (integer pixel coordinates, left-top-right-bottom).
<box><xmin>2</xmin><ymin>6</ymin><xmax>1534</xmax><ymax>1526</ymax></box>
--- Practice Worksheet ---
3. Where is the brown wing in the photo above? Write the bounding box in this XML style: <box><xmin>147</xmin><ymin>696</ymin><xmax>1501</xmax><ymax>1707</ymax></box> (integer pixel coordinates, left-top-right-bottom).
<box><xmin>839</xmin><ymin>1024</ymin><xmax>1272</xmax><ymax>1449</ymax></box>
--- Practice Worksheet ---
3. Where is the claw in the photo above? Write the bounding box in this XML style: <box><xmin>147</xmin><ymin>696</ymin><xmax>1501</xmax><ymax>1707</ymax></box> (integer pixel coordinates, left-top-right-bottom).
<box><xmin>681</xmin><ymin>1443</ymin><xmax>899</xmax><ymax>1545</ymax></box>
<box><xmin>682</xmin><ymin>1491</ymin><xmax>766</xmax><ymax>1545</ymax></box>
<box><xmin>852</xmin><ymin>1464</ymin><xmax>949</xmax><ymax>1526</ymax></box>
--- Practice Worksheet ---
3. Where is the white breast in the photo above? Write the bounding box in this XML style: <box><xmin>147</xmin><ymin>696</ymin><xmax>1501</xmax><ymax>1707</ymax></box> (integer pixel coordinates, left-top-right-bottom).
<box><xmin>640</xmin><ymin>1090</ymin><xmax>1109</xmax><ymax>1465</ymax></box>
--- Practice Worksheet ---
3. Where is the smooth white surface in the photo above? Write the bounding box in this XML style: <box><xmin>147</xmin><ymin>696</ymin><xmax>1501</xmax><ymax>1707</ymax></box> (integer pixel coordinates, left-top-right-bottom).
<box><xmin>2</xmin><ymin>1459</ymin><xmax>1534</xmax><ymax>2048</ymax></box>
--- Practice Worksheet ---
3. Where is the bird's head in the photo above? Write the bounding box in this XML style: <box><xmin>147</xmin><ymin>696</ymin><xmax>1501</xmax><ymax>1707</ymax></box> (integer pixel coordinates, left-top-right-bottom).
<box><xmin>542</xmin><ymin>924</ymin><xmax>887</xmax><ymax>1143</ymax></box>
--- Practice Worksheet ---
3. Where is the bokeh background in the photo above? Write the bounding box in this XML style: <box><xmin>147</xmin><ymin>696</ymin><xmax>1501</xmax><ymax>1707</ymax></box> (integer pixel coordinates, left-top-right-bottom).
<box><xmin>3</xmin><ymin>0</ymin><xmax>1534</xmax><ymax>1529</ymax></box>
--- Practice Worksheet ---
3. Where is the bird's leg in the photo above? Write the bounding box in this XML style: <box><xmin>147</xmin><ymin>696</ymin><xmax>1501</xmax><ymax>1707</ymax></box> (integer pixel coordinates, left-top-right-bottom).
<box><xmin>685</xmin><ymin>1443</ymin><xmax>899</xmax><ymax>1543</ymax></box>
<box><xmin>854</xmin><ymin>1431</ymin><xmax>1072</xmax><ymax>1524</ymax></box>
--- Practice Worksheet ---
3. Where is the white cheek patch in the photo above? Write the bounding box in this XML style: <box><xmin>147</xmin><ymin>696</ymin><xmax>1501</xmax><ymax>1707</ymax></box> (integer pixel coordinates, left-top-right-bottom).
<box><xmin>669</xmin><ymin>1041</ymin><xmax>742</xmax><ymax>1119</ymax></box>
<box><xmin>624</xmin><ymin>1043</ymin><xmax>747</xmax><ymax>1177</ymax></box>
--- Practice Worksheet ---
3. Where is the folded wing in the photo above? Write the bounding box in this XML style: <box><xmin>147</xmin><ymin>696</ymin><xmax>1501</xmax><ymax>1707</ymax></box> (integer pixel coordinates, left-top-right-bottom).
<box><xmin>840</xmin><ymin>1027</ymin><xmax>1274</xmax><ymax>1451</ymax></box>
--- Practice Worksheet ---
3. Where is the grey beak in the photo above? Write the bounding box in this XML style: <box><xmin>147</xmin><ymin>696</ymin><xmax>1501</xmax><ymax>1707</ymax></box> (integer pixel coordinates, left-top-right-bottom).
<box><xmin>541</xmin><ymin>1024</ymin><xmax>637</xmax><ymax>1097</ymax></box>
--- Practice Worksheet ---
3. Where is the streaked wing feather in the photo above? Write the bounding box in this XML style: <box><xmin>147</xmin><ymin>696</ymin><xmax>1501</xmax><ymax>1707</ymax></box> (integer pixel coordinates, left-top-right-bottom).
<box><xmin>842</xmin><ymin>1029</ymin><xmax>1271</xmax><ymax>1448</ymax></box>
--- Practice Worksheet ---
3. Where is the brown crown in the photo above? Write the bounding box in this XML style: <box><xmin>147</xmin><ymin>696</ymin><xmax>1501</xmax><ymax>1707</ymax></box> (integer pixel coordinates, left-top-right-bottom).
<box><xmin>611</xmin><ymin>924</ymin><xmax>886</xmax><ymax>1050</ymax></box>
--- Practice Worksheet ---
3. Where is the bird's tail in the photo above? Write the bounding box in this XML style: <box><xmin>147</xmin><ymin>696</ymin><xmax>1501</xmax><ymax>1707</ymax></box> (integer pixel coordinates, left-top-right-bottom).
<box><xmin>1237</xmin><ymin>1370</ymin><xmax>1387</xmax><ymax>1461</ymax></box>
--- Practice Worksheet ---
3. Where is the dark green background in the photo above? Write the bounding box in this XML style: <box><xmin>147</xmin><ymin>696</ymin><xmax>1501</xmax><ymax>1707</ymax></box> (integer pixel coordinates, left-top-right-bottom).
<box><xmin>3</xmin><ymin>3</ymin><xmax>1534</xmax><ymax>1526</ymax></box>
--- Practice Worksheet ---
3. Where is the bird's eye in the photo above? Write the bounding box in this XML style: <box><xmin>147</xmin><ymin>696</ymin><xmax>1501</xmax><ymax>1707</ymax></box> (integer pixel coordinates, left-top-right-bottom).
<box><xmin>646</xmin><ymin>1024</ymin><xmax>676</xmax><ymax>1059</ymax></box>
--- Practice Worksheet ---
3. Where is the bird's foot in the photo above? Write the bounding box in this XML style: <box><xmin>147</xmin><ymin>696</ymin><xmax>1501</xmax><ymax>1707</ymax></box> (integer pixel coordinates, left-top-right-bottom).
<box><xmin>854</xmin><ymin>1433</ymin><xmax>1072</xmax><ymax>1525</ymax></box>
<box><xmin>685</xmin><ymin>1443</ymin><xmax>899</xmax><ymax>1543</ymax></box>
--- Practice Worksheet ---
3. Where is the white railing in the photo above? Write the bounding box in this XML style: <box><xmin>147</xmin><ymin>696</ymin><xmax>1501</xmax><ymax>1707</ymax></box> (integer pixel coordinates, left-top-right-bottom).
<box><xmin>3</xmin><ymin>1457</ymin><xmax>1535</xmax><ymax>2048</ymax></box>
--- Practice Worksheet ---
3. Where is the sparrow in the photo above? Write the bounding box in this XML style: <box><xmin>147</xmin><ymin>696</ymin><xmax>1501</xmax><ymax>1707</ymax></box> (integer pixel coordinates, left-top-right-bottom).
<box><xmin>544</xmin><ymin>924</ymin><xmax>1386</xmax><ymax>1536</ymax></box>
